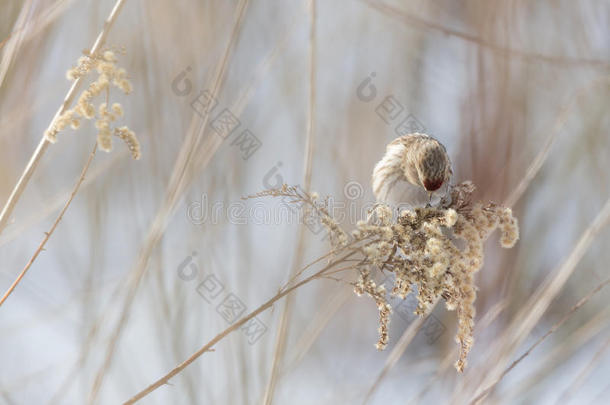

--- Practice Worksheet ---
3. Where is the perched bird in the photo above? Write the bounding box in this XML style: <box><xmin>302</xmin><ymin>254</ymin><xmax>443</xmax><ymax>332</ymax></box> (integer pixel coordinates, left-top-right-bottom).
<box><xmin>372</xmin><ymin>133</ymin><xmax>452</xmax><ymax>208</ymax></box>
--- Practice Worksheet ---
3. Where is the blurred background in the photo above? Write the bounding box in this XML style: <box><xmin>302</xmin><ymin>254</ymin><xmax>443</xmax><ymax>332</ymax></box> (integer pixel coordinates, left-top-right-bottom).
<box><xmin>1</xmin><ymin>0</ymin><xmax>609</xmax><ymax>404</ymax></box>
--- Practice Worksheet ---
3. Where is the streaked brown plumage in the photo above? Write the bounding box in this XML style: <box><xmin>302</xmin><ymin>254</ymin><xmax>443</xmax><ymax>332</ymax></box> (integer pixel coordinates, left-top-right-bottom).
<box><xmin>372</xmin><ymin>133</ymin><xmax>452</xmax><ymax>207</ymax></box>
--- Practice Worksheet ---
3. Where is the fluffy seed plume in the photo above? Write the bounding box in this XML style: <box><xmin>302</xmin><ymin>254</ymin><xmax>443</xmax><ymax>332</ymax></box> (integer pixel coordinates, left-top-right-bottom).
<box><xmin>44</xmin><ymin>48</ymin><xmax>140</xmax><ymax>159</ymax></box>
<box><xmin>354</xmin><ymin>269</ymin><xmax>392</xmax><ymax>350</ymax></box>
<box><xmin>250</xmin><ymin>178</ymin><xmax>518</xmax><ymax>372</ymax></box>
<box><xmin>249</xmin><ymin>134</ymin><xmax>519</xmax><ymax>372</ymax></box>
<box><xmin>251</xmin><ymin>181</ymin><xmax>519</xmax><ymax>371</ymax></box>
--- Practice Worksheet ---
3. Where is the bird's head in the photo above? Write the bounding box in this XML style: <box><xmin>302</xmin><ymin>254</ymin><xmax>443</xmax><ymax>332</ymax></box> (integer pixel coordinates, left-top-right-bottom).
<box><xmin>416</xmin><ymin>142</ymin><xmax>451</xmax><ymax>193</ymax></box>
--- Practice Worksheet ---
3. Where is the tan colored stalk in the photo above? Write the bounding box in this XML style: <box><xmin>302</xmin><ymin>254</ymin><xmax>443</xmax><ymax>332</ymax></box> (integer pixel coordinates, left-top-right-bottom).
<box><xmin>505</xmin><ymin>309</ymin><xmax>610</xmax><ymax>401</ymax></box>
<box><xmin>285</xmin><ymin>287</ymin><xmax>352</xmax><ymax>371</ymax></box>
<box><xmin>558</xmin><ymin>336</ymin><xmax>610</xmax><ymax>403</ymax></box>
<box><xmin>65</xmin><ymin>5</ymin><xmax>298</xmax><ymax>401</ymax></box>
<box><xmin>0</xmin><ymin>151</ymin><xmax>126</xmax><ymax>247</ymax></box>
<box><xmin>407</xmin><ymin>300</ymin><xmax>509</xmax><ymax>405</ymax></box>
<box><xmin>0</xmin><ymin>0</ymin><xmax>128</xmax><ymax>236</ymax></box>
<box><xmin>470</xmin><ymin>277</ymin><xmax>610</xmax><ymax>405</ymax></box>
<box><xmin>362</xmin><ymin>298</ymin><xmax>439</xmax><ymax>404</ymax></box>
<box><xmin>262</xmin><ymin>1</ymin><xmax>316</xmax><ymax>403</ymax></box>
<box><xmin>468</xmin><ymin>198</ymin><xmax>610</xmax><ymax>404</ymax></box>
<box><xmin>0</xmin><ymin>144</ymin><xmax>97</xmax><ymax>307</ymax></box>
<box><xmin>124</xmin><ymin>250</ymin><xmax>356</xmax><ymax>405</ymax></box>
<box><xmin>0</xmin><ymin>0</ymin><xmax>34</xmax><ymax>90</ymax></box>
<box><xmin>504</xmin><ymin>77</ymin><xmax>610</xmax><ymax>208</ymax></box>
<box><xmin>363</xmin><ymin>0</ymin><xmax>610</xmax><ymax>68</ymax></box>
<box><xmin>87</xmin><ymin>2</ymin><xmax>251</xmax><ymax>402</ymax></box>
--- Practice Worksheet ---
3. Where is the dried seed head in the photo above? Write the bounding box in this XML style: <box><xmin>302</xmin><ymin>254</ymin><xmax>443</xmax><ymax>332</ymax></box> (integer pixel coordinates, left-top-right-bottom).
<box><xmin>249</xmin><ymin>180</ymin><xmax>519</xmax><ymax>371</ymax></box>
<box><xmin>51</xmin><ymin>47</ymin><xmax>141</xmax><ymax>158</ymax></box>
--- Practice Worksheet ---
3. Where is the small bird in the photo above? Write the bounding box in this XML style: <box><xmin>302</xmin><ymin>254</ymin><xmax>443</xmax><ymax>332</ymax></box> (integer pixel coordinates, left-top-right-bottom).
<box><xmin>372</xmin><ymin>133</ymin><xmax>452</xmax><ymax>208</ymax></box>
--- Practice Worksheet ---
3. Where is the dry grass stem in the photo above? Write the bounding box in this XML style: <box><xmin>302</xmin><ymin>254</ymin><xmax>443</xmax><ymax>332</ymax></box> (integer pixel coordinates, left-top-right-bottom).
<box><xmin>262</xmin><ymin>2</ymin><xmax>316</xmax><ymax>402</ymax></box>
<box><xmin>88</xmin><ymin>2</ymin><xmax>251</xmax><ymax>401</ymax></box>
<box><xmin>470</xmin><ymin>277</ymin><xmax>610</xmax><ymax>405</ymax></box>
<box><xmin>469</xmin><ymin>197</ymin><xmax>610</xmax><ymax>404</ymax></box>
<box><xmin>504</xmin><ymin>77</ymin><xmax>610</xmax><ymax>207</ymax></box>
<box><xmin>3</xmin><ymin>2</ymin><xmax>607</xmax><ymax>404</ymax></box>
<box><xmin>363</xmin><ymin>0</ymin><xmax>610</xmax><ymax>68</ymax></box>
<box><xmin>248</xmin><ymin>180</ymin><xmax>518</xmax><ymax>371</ymax></box>
<box><xmin>0</xmin><ymin>0</ymin><xmax>128</xmax><ymax>236</ymax></box>
<box><xmin>0</xmin><ymin>143</ymin><xmax>97</xmax><ymax>307</ymax></box>
<box><xmin>124</xmin><ymin>250</ymin><xmax>356</xmax><ymax>404</ymax></box>
<box><xmin>363</xmin><ymin>298</ymin><xmax>439</xmax><ymax>404</ymax></box>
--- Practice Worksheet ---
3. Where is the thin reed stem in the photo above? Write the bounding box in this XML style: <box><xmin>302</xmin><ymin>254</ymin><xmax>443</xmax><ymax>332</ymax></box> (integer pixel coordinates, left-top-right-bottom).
<box><xmin>363</xmin><ymin>0</ymin><xmax>610</xmax><ymax>68</ymax></box>
<box><xmin>262</xmin><ymin>2</ymin><xmax>317</xmax><ymax>401</ymax></box>
<box><xmin>0</xmin><ymin>143</ymin><xmax>97</xmax><ymax>307</ymax></box>
<box><xmin>362</xmin><ymin>298</ymin><xmax>440</xmax><ymax>404</ymax></box>
<box><xmin>87</xmin><ymin>3</ymin><xmax>251</xmax><ymax>401</ymax></box>
<box><xmin>470</xmin><ymin>277</ymin><xmax>610</xmax><ymax>405</ymax></box>
<box><xmin>124</xmin><ymin>249</ymin><xmax>356</xmax><ymax>404</ymax></box>
<box><xmin>469</xmin><ymin>197</ymin><xmax>610</xmax><ymax>404</ymax></box>
<box><xmin>0</xmin><ymin>0</ymin><xmax>127</xmax><ymax>236</ymax></box>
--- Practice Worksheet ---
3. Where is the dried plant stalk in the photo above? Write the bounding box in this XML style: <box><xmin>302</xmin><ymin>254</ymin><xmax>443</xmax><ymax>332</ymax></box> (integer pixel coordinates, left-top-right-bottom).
<box><xmin>0</xmin><ymin>0</ymin><xmax>128</xmax><ymax>236</ymax></box>
<box><xmin>248</xmin><ymin>180</ymin><xmax>518</xmax><ymax>371</ymax></box>
<box><xmin>0</xmin><ymin>144</ymin><xmax>97</xmax><ymax>307</ymax></box>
